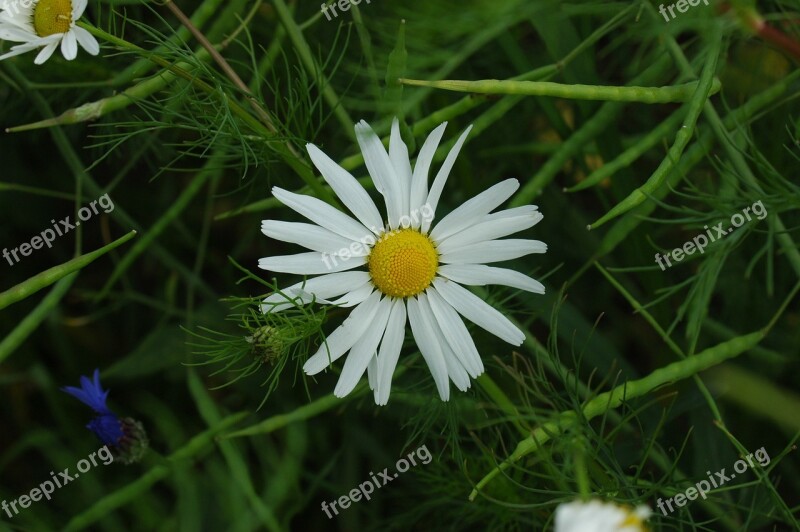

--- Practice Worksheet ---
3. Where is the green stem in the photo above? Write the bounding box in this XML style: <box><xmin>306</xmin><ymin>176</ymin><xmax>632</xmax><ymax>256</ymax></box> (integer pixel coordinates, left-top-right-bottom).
<box><xmin>593</xmin><ymin>66</ymin><xmax>800</xmax><ymax>259</ymax></box>
<box><xmin>0</xmin><ymin>231</ymin><xmax>136</xmax><ymax>311</ymax></box>
<box><xmin>271</xmin><ymin>0</ymin><xmax>355</xmax><ymax>138</ymax></box>
<box><xmin>223</xmin><ymin>382</ymin><xmax>371</xmax><ymax>439</ymax></box>
<box><xmin>574</xmin><ymin>445</ymin><xmax>591</xmax><ymax>500</ymax></box>
<box><xmin>63</xmin><ymin>412</ymin><xmax>248</xmax><ymax>531</ymax></box>
<box><xmin>566</xmin><ymin>106</ymin><xmax>688</xmax><ymax>192</ymax></box>
<box><xmin>476</xmin><ymin>374</ymin><xmax>528</xmax><ymax>437</ymax></box>
<box><xmin>590</xmin><ymin>27</ymin><xmax>723</xmax><ymax>228</ymax></box>
<box><xmin>0</xmin><ymin>274</ymin><xmax>77</xmax><ymax>364</ymax></box>
<box><xmin>512</xmin><ymin>52</ymin><xmax>675</xmax><ymax>206</ymax></box>
<box><xmin>399</xmin><ymin>78</ymin><xmax>721</xmax><ymax>103</ymax></box>
<box><xmin>111</xmin><ymin>0</ymin><xmax>227</xmax><ymax>86</ymax></box>
<box><xmin>468</xmin><ymin>330</ymin><xmax>764</xmax><ymax>500</ymax></box>
<box><xmin>708</xmin><ymin>364</ymin><xmax>800</xmax><ymax>435</ymax></box>
<box><xmin>69</xmin><ymin>23</ymin><xmax>334</xmax><ymax>206</ymax></box>
<box><xmin>96</xmin><ymin>153</ymin><xmax>224</xmax><ymax>300</ymax></box>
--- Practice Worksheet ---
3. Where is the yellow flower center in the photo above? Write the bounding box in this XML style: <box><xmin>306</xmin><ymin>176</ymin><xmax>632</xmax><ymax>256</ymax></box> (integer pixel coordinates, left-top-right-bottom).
<box><xmin>620</xmin><ymin>512</ymin><xmax>647</xmax><ymax>530</ymax></box>
<box><xmin>368</xmin><ymin>229</ymin><xmax>438</xmax><ymax>298</ymax></box>
<box><xmin>33</xmin><ymin>0</ymin><xmax>72</xmax><ymax>37</ymax></box>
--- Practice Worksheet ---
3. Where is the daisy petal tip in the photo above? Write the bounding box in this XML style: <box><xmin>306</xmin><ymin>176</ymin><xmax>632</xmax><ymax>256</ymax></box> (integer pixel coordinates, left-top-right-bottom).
<box><xmin>334</xmin><ymin>380</ymin><xmax>357</xmax><ymax>398</ymax></box>
<box><xmin>302</xmin><ymin>360</ymin><xmax>323</xmax><ymax>376</ymax></box>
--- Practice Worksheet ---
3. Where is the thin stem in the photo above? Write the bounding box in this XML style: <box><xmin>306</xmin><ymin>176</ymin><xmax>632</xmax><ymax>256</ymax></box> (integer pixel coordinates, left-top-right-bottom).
<box><xmin>469</xmin><ymin>330</ymin><xmax>764</xmax><ymax>500</ymax></box>
<box><xmin>398</xmin><ymin>78</ymin><xmax>722</xmax><ymax>103</ymax></box>
<box><xmin>73</xmin><ymin>21</ymin><xmax>336</xmax><ymax>206</ymax></box>
<box><xmin>0</xmin><ymin>231</ymin><xmax>137</xmax><ymax>311</ymax></box>
<box><xmin>162</xmin><ymin>0</ymin><xmax>282</xmax><ymax>137</ymax></box>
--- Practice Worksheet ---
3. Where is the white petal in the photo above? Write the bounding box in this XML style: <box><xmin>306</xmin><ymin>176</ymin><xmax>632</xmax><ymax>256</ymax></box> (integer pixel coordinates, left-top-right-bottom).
<box><xmin>72</xmin><ymin>25</ymin><xmax>99</xmax><ymax>55</ymax></box>
<box><xmin>426</xmin><ymin>288</ymin><xmax>483</xmax><ymax>377</ymax></box>
<box><xmin>417</xmin><ymin>293</ymin><xmax>470</xmax><ymax>392</ymax></box>
<box><xmin>389</xmin><ymin>118</ymin><xmax>412</xmax><ymax>221</ymax></box>
<box><xmin>261</xmin><ymin>271</ymin><xmax>370</xmax><ymax>313</ymax></box>
<box><xmin>442</xmin><ymin>342</ymin><xmax>470</xmax><ymax>391</ymax></box>
<box><xmin>60</xmin><ymin>30</ymin><xmax>77</xmax><ymax>60</ymax></box>
<box><xmin>34</xmin><ymin>39</ymin><xmax>59</xmax><ymax>64</ymax></box>
<box><xmin>0</xmin><ymin>4</ymin><xmax>36</xmax><ymax>31</ymax></box>
<box><xmin>258</xmin><ymin>251</ymin><xmax>365</xmax><ymax>275</ymax></box>
<box><xmin>407</xmin><ymin>296</ymin><xmax>450</xmax><ymax>400</ymax></box>
<box><xmin>272</xmin><ymin>187</ymin><xmax>372</xmax><ymax>242</ymax></box>
<box><xmin>440</xmin><ymin>239</ymin><xmax>547</xmax><ymax>264</ymax></box>
<box><xmin>261</xmin><ymin>220</ymin><xmax>365</xmax><ymax>255</ymax></box>
<box><xmin>306</xmin><ymin>143</ymin><xmax>384</xmax><ymax>232</ymax></box>
<box><xmin>1</xmin><ymin>8</ymin><xmax>35</xmax><ymax>32</ymax></box>
<box><xmin>304</xmin><ymin>290</ymin><xmax>381</xmax><ymax>374</ymax></box>
<box><xmin>430</xmin><ymin>179</ymin><xmax>519</xmax><ymax>242</ymax></box>
<box><xmin>72</xmin><ymin>0</ymin><xmax>88</xmax><ymax>19</ymax></box>
<box><xmin>375</xmin><ymin>298</ymin><xmax>407</xmax><ymax>405</ymax></box>
<box><xmin>438</xmin><ymin>264</ymin><xmax>545</xmax><ymax>294</ymax></box>
<box><xmin>437</xmin><ymin>210</ymin><xmax>543</xmax><ymax>253</ymax></box>
<box><xmin>0</xmin><ymin>26</ymin><xmax>37</xmax><ymax>42</ymax></box>
<box><xmin>0</xmin><ymin>41</ymin><xmax>40</xmax><ymax>61</ymax></box>
<box><xmin>432</xmin><ymin>278</ymin><xmax>525</xmax><ymax>345</ymax></box>
<box><xmin>410</xmin><ymin>122</ymin><xmax>447</xmax><ymax>228</ymax></box>
<box><xmin>367</xmin><ymin>355</ymin><xmax>378</xmax><ymax>391</ymax></box>
<box><xmin>355</xmin><ymin>120</ymin><xmax>402</xmax><ymax>229</ymax></box>
<box><xmin>334</xmin><ymin>296</ymin><xmax>392</xmax><ymax>397</ymax></box>
<box><xmin>483</xmin><ymin>205</ymin><xmax>539</xmax><ymax>222</ymax></box>
<box><xmin>423</xmin><ymin>125</ymin><xmax>473</xmax><ymax>233</ymax></box>
<box><xmin>327</xmin><ymin>281</ymin><xmax>375</xmax><ymax>307</ymax></box>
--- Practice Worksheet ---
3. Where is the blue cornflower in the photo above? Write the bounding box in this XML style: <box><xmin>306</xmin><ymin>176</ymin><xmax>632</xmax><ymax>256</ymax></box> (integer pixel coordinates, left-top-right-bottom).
<box><xmin>62</xmin><ymin>369</ymin><xmax>124</xmax><ymax>446</ymax></box>
<box><xmin>86</xmin><ymin>414</ymin><xmax>125</xmax><ymax>446</ymax></box>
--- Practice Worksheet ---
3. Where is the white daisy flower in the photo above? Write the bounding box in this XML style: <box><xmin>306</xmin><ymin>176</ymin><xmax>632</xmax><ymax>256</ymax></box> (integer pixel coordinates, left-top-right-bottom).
<box><xmin>554</xmin><ymin>499</ymin><xmax>652</xmax><ymax>532</ymax></box>
<box><xmin>259</xmin><ymin>118</ymin><xmax>546</xmax><ymax>405</ymax></box>
<box><xmin>0</xmin><ymin>0</ymin><xmax>99</xmax><ymax>64</ymax></box>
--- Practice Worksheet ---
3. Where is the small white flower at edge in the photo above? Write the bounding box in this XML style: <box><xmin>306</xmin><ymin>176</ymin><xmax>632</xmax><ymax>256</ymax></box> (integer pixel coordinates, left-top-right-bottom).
<box><xmin>0</xmin><ymin>0</ymin><xmax>100</xmax><ymax>64</ymax></box>
<box><xmin>554</xmin><ymin>499</ymin><xmax>652</xmax><ymax>532</ymax></box>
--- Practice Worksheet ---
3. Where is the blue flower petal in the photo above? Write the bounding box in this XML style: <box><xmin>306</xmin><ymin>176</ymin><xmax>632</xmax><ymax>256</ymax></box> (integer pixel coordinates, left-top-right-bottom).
<box><xmin>61</xmin><ymin>368</ymin><xmax>113</xmax><ymax>414</ymax></box>
<box><xmin>87</xmin><ymin>414</ymin><xmax>124</xmax><ymax>446</ymax></box>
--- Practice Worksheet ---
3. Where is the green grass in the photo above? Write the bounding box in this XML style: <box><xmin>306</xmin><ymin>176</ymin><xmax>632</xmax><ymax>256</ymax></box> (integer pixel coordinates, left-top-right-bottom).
<box><xmin>1</xmin><ymin>0</ymin><xmax>799</xmax><ymax>530</ymax></box>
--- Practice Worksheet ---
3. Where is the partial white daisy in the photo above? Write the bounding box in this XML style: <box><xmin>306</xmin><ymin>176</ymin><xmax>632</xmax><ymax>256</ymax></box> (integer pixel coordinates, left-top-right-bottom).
<box><xmin>259</xmin><ymin>118</ymin><xmax>546</xmax><ymax>405</ymax></box>
<box><xmin>554</xmin><ymin>499</ymin><xmax>652</xmax><ymax>532</ymax></box>
<box><xmin>0</xmin><ymin>0</ymin><xmax>99</xmax><ymax>64</ymax></box>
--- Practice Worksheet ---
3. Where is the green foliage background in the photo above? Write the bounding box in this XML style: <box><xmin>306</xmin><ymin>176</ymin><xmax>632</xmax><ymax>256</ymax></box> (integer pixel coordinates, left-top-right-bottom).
<box><xmin>0</xmin><ymin>0</ymin><xmax>798</xmax><ymax>530</ymax></box>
